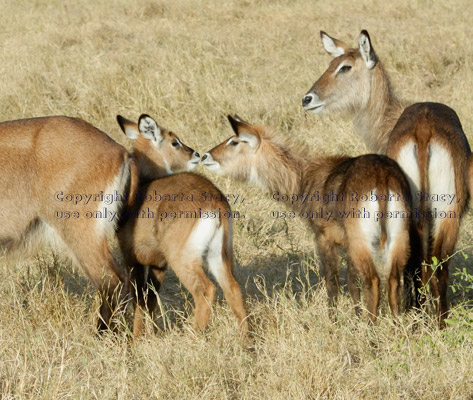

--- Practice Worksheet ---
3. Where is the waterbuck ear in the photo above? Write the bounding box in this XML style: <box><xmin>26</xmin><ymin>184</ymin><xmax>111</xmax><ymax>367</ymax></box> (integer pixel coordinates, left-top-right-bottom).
<box><xmin>117</xmin><ymin>115</ymin><xmax>140</xmax><ymax>139</ymax></box>
<box><xmin>138</xmin><ymin>114</ymin><xmax>163</xmax><ymax>143</ymax></box>
<box><xmin>358</xmin><ymin>30</ymin><xmax>377</xmax><ymax>69</ymax></box>
<box><xmin>320</xmin><ymin>31</ymin><xmax>348</xmax><ymax>57</ymax></box>
<box><xmin>233</xmin><ymin>114</ymin><xmax>251</xmax><ymax>125</ymax></box>
<box><xmin>227</xmin><ymin>115</ymin><xmax>260</xmax><ymax>148</ymax></box>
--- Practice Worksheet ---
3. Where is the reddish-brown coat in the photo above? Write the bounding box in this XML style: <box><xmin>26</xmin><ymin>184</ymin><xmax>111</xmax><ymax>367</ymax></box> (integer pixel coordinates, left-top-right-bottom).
<box><xmin>204</xmin><ymin>117</ymin><xmax>411</xmax><ymax>320</ymax></box>
<box><xmin>303</xmin><ymin>31</ymin><xmax>472</xmax><ymax>327</ymax></box>
<box><xmin>116</xmin><ymin>116</ymin><xmax>248</xmax><ymax>337</ymax></box>
<box><xmin>0</xmin><ymin>116</ymin><xmax>134</xmax><ymax>331</ymax></box>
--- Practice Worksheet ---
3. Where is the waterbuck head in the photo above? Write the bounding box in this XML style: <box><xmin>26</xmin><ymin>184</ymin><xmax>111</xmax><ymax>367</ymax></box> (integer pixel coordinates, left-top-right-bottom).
<box><xmin>302</xmin><ymin>30</ymin><xmax>378</xmax><ymax>115</ymax></box>
<box><xmin>202</xmin><ymin>115</ymin><xmax>262</xmax><ymax>182</ymax></box>
<box><xmin>117</xmin><ymin>114</ymin><xmax>200</xmax><ymax>179</ymax></box>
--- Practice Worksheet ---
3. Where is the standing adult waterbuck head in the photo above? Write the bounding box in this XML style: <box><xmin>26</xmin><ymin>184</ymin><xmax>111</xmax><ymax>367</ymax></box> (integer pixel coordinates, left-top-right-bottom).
<box><xmin>302</xmin><ymin>30</ymin><xmax>472</xmax><ymax>327</ymax></box>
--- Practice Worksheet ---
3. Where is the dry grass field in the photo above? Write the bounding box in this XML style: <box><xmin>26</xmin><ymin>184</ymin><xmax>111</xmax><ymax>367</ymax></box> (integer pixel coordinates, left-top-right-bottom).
<box><xmin>1</xmin><ymin>0</ymin><xmax>473</xmax><ymax>398</ymax></box>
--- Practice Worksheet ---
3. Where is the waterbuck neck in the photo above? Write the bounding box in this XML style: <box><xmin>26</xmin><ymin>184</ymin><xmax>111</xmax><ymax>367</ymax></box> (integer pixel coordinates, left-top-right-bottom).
<box><xmin>353</xmin><ymin>62</ymin><xmax>406</xmax><ymax>154</ymax></box>
<box><xmin>132</xmin><ymin>148</ymin><xmax>171</xmax><ymax>181</ymax></box>
<box><xmin>250</xmin><ymin>133</ymin><xmax>310</xmax><ymax>205</ymax></box>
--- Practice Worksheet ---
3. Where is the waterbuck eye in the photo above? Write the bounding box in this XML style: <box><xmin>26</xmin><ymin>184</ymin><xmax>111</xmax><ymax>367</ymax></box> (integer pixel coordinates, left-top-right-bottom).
<box><xmin>172</xmin><ymin>140</ymin><xmax>180</xmax><ymax>147</ymax></box>
<box><xmin>230</xmin><ymin>140</ymin><xmax>239</xmax><ymax>146</ymax></box>
<box><xmin>339</xmin><ymin>65</ymin><xmax>352</xmax><ymax>73</ymax></box>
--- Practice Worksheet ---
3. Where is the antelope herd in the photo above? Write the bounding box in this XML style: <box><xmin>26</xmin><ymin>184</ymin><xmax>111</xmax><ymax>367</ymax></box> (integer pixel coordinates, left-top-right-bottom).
<box><xmin>1</xmin><ymin>30</ymin><xmax>470</xmax><ymax>336</ymax></box>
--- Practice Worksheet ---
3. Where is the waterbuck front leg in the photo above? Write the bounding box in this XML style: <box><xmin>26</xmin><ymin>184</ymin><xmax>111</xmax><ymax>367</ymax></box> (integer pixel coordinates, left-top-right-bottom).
<box><xmin>131</xmin><ymin>262</ymin><xmax>167</xmax><ymax>337</ymax></box>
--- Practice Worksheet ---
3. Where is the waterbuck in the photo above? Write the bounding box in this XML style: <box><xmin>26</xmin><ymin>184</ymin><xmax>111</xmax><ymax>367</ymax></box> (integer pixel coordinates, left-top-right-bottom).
<box><xmin>0</xmin><ymin>116</ymin><xmax>136</xmax><ymax>331</ymax></box>
<box><xmin>203</xmin><ymin>115</ymin><xmax>412</xmax><ymax>321</ymax></box>
<box><xmin>116</xmin><ymin>115</ymin><xmax>248</xmax><ymax>337</ymax></box>
<box><xmin>302</xmin><ymin>30</ymin><xmax>471</xmax><ymax>327</ymax></box>
<box><xmin>0</xmin><ymin>113</ymin><xmax>200</xmax><ymax>331</ymax></box>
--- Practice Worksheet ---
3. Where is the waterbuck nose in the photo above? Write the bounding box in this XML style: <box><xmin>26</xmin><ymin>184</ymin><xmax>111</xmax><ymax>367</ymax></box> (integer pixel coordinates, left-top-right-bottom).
<box><xmin>201</xmin><ymin>153</ymin><xmax>208</xmax><ymax>161</ymax></box>
<box><xmin>302</xmin><ymin>93</ymin><xmax>314</xmax><ymax>107</ymax></box>
<box><xmin>193</xmin><ymin>151</ymin><xmax>200</xmax><ymax>158</ymax></box>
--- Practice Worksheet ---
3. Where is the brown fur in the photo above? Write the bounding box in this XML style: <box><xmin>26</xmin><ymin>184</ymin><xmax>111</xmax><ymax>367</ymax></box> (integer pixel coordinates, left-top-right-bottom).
<box><xmin>116</xmin><ymin>116</ymin><xmax>247</xmax><ymax>337</ymax></box>
<box><xmin>387</xmin><ymin>103</ymin><xmax>470</xmax><ymax>324</ymax></box>
<box><xmin>0</xmin><ymin>116</ymin><xmax>135</xmax><ymax>331</ymax></box>
<box><xmin>0</xmin><ymin>113</ymin><xmax>203</xmax><ymax>332</ymax></box>
<box><xmin>203</xmin><ymin>116</ymin><xmax>412</xmax><ymax>321</ymax></box>
<box><xmin>303</xmin><ymin>31</ymin><xmax>472</xmax><ymax>327</ymax></box>
<box><xmin>468</xmin><ymin>156</ymin><xmax>473</xmax><ymax>206</ymax></box>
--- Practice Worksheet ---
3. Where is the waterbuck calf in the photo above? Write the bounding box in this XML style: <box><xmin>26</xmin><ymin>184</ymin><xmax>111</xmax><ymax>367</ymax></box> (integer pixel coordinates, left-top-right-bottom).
<box><xmin>203</xmin><ymin>116</ymin><xmax>412</xmax><ymax>321</ymax></box>
<box><xmin>116</xmin><ymin>115</ymin><xmax>248</xmax><ymax>337</ymax></box>
<box><xmin>302</xmin><ymin>30</ymin><xmax>471</xmax><ymax>327</ymax></box>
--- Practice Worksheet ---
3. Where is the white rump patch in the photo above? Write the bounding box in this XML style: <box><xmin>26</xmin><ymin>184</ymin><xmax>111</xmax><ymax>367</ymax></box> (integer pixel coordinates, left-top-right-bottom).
<box><xmin>207</xmin><ymin>223</ymin><xmax>225</xmax><ymax>283</ymax></box>
<box><xmin>357</xmin><ymin>189</ymin><xmax>408</xmax><ymax>282</ymax></box>
<box><xmin>396</xmin><ymin>141</ymin><xmax>427</xmax><ymax>251</ymax></box>
<box><xmin>382</xmin><ymin>190</ymin><xmax>408</xmax><ymax>280</ymax></box>
<box><xmin>428</xmin><ymin>142</ymin><xmax>456</xmax><ymax>236</ymax></box>
<box><xmin>185</xmin><ymin>216</ymin><xmax>229</xmax><ymax>284</ymax></box>
<box><xmin>186</xmin><ymin>217</ymin><xmax>219</xmax><ymax>254</ymax></box>
<box><xmin>396</xmin><ymin>141</ymin><xmax>421</xmax><ymax>210</ymax></box>
<box><xmin>358</xmin><ymin>189</ymin><xmax>381</xmax><ymax>256</ymax></box>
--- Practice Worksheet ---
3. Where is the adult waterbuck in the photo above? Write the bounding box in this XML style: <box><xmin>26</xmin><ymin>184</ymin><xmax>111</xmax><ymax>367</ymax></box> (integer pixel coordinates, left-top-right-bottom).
<box><xmin>0</xmin><ymin>114</ymin><xmax>200</xmax><ymax>331</ymax></box>
<box><xmin>203</xmin><ymin>115</ymin><xmax>412</xmax><ymax>321</ymax></box>
<box><xmin>116</xmin><ymin>115</ymin><xmax>248</xmax><ymax>337</ymax></box>
<box><xmin>0</xmin><ymin>116</ymin><xmax>138</xmax><ymax>331</ymax></box>
<box><xmin>302</xmin><ymin>30</ymin><xmax>471</xmax><ymax>327</ymax></box>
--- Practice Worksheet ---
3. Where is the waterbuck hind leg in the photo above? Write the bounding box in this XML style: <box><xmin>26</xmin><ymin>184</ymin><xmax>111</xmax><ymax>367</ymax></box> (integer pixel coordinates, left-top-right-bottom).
<box><xmin>57</xmin><ymin>224</ymin><xmax>129</xmax><ymax>332</ymax></box>
<box><xmin>403</xmin><ymin>224</ymin><xmax>423</xmax><ymax>311</ymax></box>
<box><xmin>347</xmin><ymin>243</ymin><xmax>380</xmax><ymax>322</ymax></box>
<box><xmin>315</xmin><ymin>234</ymin><xmax>340</xmax><ymax>312</ymax></box>
<box><xmin>387</xmin><ymin>262</ymin><xmax>403</xmax><ymax>317</ymax></box>
<box><xmin>385</xmin><ymin>222</ymin><xmax>410</xmax><ymax>317</ymax></box>
<box><xmin>347</xmin><ymin>260</ymin><xmax>362</xmax><ymax>317</ymax></box>
<box><xmin>94</xmin><ymin>252</ymin><xmax>130</xmax><ymax>333</ymax></box>
<box><xmin>436</xmin><ymin>263</ymin><xmax>449</xmax><ymax>329</ymax></box>
<box><xmin>168</xmin><ymin>254</ymin><xmax>217</xmax><ymax>331</ymax></box>
<box><xmin>206</xmin><ymin>227</ymin><xmax>248</xmax><ymax>338</ymax></box>
<box><xmin>427</xmin><ymin>218</ymin><xmax>459</xmax><ymax>328</ymax></box>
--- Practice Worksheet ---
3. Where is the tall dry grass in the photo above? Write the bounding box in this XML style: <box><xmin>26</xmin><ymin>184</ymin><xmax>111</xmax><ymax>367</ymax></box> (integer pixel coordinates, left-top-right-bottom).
<box><xmin>1</xmin><ymin>0</ymin><xmax>473</xmax><ymax>398</ymax></box>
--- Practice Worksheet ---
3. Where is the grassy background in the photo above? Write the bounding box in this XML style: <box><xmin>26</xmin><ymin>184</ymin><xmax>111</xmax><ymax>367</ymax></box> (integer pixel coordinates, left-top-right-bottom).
<box><xmin>1</xmin><ymin>0</ymin><xmax>473</xmax><ymax>398</ymax></box>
